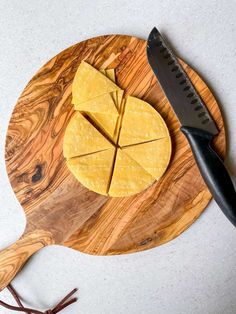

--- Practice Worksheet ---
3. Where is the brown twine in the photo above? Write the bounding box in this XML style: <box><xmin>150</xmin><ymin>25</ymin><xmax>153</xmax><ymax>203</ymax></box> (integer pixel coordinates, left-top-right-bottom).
<box><xmin>0</xmin><ymin>284</ymin><xmax>78</xmax><ymax>313</ymax></box>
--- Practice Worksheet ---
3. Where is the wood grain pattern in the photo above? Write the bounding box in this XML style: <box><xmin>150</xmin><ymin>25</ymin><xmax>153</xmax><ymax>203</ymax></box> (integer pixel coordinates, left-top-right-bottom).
<box><xmin>0</xmin><ymin>230</ymin><xmax>53</xmax><ymax>290</ymax></box>
<box><xmin>2</xmin><ymin>35</ymin><xmax>225</xmax><ymax>288</ymax></box>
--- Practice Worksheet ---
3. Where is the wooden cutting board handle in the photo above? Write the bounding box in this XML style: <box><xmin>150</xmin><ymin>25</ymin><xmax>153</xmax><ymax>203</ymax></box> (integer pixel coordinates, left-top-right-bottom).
<box><xmin>0</xmin><ymin>229</ymin><xmax>54</xmax><ymax>291</ymax></box>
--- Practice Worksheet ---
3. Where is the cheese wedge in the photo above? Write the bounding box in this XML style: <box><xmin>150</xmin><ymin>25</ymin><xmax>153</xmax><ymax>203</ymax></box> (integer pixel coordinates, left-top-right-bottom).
<box><xmin>105</xmin><ymin>69</ymin><xmax>117</xmax><ymax>109</ymax></box>
<box><xmin>109</xmin><ymin>149</ymin><xmax>155</xmax><ymax>197</ymax></box>
<box><xmin>63</xmin><ymin>112</ymin><xmax>113</xmax><ymax>159</ymax></box>
<box><xmin>99</xmin><ymin>68</ymin><xmax>118</xmax><ymax>110</ymax></box>
<box><xmin>117</xmin><ymin>90</ymin><xmax>124</xmax><ymax>111</ymax></box>
<box><xmin>99</xmin><ymin>68</ymin><xmax>115</xmax><ymax>83</ymax></box>
<box><xmin>99</xmin><ymin>68</ymin><xmax>123</xmax><ymax>112</ymax></box>
<box><xmin>122</xmin><ymin>138</ymin><xmax>171</xmax><ymax>179</ymax></box>
<box><xmin>100</xmin><ymin>69</ymin><xmax>106</xmax><ymax>75</ymax></box>
<box><xmin>119</xmin><ymin>96</ymin><xmax>169</xmax><ymax>146</ymax></box>
<box><xmin>80</xmin><ymin>69</ymin><xmax>122</xmax><ymax>142</ymax></box>
<box><xmin>74</xmin><ymin>93</ymin><xmax>118</xmax><ymax>114</ymax></box>
<box><xmin>72</xmin><ymin>61</ymin><xmax>120</xmax><ymax>105</ymax></box>
<box><xmin>105</xmin><ymin>69</ymin><xmax>119</xmax><ymax>110</ymax></box>
<box><xmin>67</xmin><ymin>148</ymin><xmax>115</xmax><ymax>195</ymax></box>
<box><xmin>87</xmin><ymin>112</ymin><xmax>119</xmax><ymax>141</ymax></box>
<box><xmin>105</xmin><ymin>69</ymin><xmax>115</xmax><ymax>82</ymax></box>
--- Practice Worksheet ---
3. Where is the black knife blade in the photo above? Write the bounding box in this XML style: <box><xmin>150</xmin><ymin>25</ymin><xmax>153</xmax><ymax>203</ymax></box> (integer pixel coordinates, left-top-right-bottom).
<box><xmin>147</xmin><ymin>27</ymin><xmax>236</xmax><ymax>227</ymax></box>
<box><xmin>147</xmin><ymin>27</ymin><xmax>218</xmax><ymax>135</ymax></box>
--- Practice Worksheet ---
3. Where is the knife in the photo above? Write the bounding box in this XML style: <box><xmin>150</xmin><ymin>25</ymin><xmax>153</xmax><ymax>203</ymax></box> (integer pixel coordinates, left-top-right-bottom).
<box><xmin>147</xmin><ymin>27</ymin><xmax>236</xmax><ymax>227</ymax></box>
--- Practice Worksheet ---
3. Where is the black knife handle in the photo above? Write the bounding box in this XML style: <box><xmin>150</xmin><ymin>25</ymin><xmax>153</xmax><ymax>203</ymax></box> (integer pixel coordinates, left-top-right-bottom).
<box><xmin>181</xmin><ymin>126</ymin><xmax>236</xmax><ymax>227</ymax></box>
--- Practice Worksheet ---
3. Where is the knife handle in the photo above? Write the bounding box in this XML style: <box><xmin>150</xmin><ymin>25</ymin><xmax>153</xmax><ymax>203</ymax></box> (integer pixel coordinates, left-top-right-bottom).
<box><xmin>181</xmin><ymin>126</ymin><xmax>236</xmax><ymax>227</ymax></box>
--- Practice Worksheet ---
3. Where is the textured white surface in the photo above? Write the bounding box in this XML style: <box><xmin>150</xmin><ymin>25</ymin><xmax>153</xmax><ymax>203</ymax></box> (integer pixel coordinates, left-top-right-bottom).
<box><xmin>0</xmin><ymin>1</ymin><xmax>236</xmax><ymax>313</ymax></box>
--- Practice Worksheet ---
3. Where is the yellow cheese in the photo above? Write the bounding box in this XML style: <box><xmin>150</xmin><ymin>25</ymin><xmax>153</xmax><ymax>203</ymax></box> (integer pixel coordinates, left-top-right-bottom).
<box><xmin>119</xmin><ymin>96</ymin><xmax>169</xmax><ymax>147</ymax></box>
<box><xmin>66</xmin><ymin>63</ymin><xmax>171</xmax><ymax>197</ymax></box>
<box><xmin>109</xmin><ymin>149</ymin><xmax>155</xmax><ymax>197</ymax></box>
<box><xmin>80</xmin><ymin>70</ymin><xmax>122</xmax><ymax>142</ymax></box>
<box><xmin>99</xmin><ymin>68</ymin><xmax>115</xmax><ymax>83</ymax></box>
<box><xmin>67</xmin><ymin>148</ymin><xmax>115</xmax><ymax>195</ymax></box>
<box><xmin>105</xmin><ymin>69</ymin><xmax>115</xmax><ymax>82</ymax></box>
<box><xmin>74</xmin><ymin>93</ymin><xmax>118</xmax><ymax>114</ymax></box>
<box><xmin>110</xmin><ymin>91</ymin><xmax>124</xmax><ymax>143</ymax></box>
<box><xmin>87</xmin><ymin>112</ymin><xmax>119</xmax><ymax>141</ymax></box>
<box><xmin>99</xmin><ymin>68</ymin><xmax>118</xmax><ymax>111</ymax></box>
<box><xmin>105</xmin><ymin>69</ymin><xmax>118</xmax><ymax>110</ymax></box>
<box><xmin>99</xmin><ymin>68</ymin><xmax>124</xmax><ymax>112</ymax></box>
<box><xmin>72</xmin><ymin>61</ymin><xmax>120</xmax><ymax>105</ymax></box>
<box><xmin>63</xmin><ymin>112</ymin><xmax>113</xmax><ymax>159</ymax></box>
<box><xmin>100</xmin><ymin>69</ymin><xmax>106</xmax><ymax>75</ymax></box>
<box><xmin>117</xmin><ymin>90</ymin><xmax>124</xmax><ymax>111</ymax></box>
<box><xmin>122</xmin><ymin>138</ymin><xmax>171</xmax><ymax>179</ymax></box>
<box><xmin>105</xmin><ymin>70</ymin><xmax>119</xmax><ymax>110</ymax></box>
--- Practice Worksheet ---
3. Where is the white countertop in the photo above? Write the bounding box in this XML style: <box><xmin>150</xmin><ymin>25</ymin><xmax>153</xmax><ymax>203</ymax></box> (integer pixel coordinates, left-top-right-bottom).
<box><xmin>0</xmin><ymin>1</ymin><xmax>236</xmax><ymax>313</ymax></box>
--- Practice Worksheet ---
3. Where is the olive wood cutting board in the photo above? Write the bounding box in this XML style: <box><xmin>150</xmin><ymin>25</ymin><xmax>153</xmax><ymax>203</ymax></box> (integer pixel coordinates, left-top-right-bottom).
<box><xmin>0</xmin><ymin>35</ymin><xmax>225</xmax><ymax>290</ymax></box>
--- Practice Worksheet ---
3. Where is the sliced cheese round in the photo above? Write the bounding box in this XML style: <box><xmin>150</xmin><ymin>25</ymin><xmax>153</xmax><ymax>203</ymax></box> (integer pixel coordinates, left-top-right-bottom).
<box><xmin>65</xmin><ymin>64</ymin><xmax>171</xmax><ymax>197</ymax></box>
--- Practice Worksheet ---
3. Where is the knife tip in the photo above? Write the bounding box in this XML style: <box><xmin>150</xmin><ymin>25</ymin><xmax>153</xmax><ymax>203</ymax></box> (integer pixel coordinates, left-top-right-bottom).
<box><xmin>148</xmin><ymin>27</ymin><xmax>161</xmax><ymax>43</ymax></box>
<box><xmin>152</xmin><ymin>26</ymin><xmax>158</xmax><ymax>33</ymax></box>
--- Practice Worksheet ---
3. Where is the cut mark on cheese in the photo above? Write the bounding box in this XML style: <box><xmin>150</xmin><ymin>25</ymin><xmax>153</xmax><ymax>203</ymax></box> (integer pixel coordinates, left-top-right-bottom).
<box><xmin>106</xmin><ymin>146</ymin><xmax>118</xmax><ymax>194</ymax></box>
<box><xmin>86</xmin><ymin>112</ymin><xmax>118</xmax><ymax>143</ymax></box>
<box><xmin>108</xmin><ymin>148</ymin><xmax>155</xmax><ymax>197</ymax></box>
<box><xmin>106</xmin><ymin>92</ymin><xmax>126</xmax><ymax>194</ymax></box>
<box><xmin>74</xmin><ymin>93</ymin><xmax>118</xmax><ymax>115</ymax></box>
<box><xmin>120</xmin><ymin>137</ymin><xmax>166</xmax><ymax>148</ymax></box>
<box><xmin>114</xmin><ymin>96</ymin><xmax>127</xmax><ymax>144</ymax></box>
<box><xmin>63</xmin><ymin>112</ymin><xmax>113</xmax><ymax>159</ymax></box>
<box><xmin>119</xmin><ymin>96</ymin><xmax>170</xmax><ymax>147</ymax></box>
<box><xmin>81</xmin><ymin>112</ymin><xmax>116</xmax><ymax>146</ymax></box>
<box><xmin>69</xmin><ymin>147</ymin><xmax>112</xmax><ymax>160</ymax></box>
<box><xmin>67</xmin><ymin>147</ymin><xmax>116</xmax><ymax>196</ymax></box>
<box><xmin>122</xmin><ymin>138</ymin><xmax>172</xmax><ymax>180</ymax></box>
